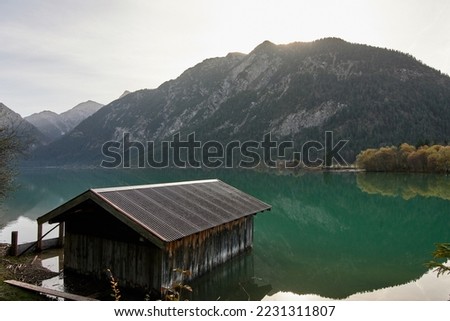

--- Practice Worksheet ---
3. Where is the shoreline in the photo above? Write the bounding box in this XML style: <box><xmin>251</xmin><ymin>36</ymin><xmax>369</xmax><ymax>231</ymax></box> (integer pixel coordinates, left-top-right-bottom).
<box><xmin>0</xmin><ymin>243</ymin><xmax>58</xmax><ymax>300</ymax></box>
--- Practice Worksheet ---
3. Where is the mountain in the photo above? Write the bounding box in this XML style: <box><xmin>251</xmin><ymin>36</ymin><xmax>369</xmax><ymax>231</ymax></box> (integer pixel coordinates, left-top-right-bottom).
<box><xmin>32</xmin><ymin>38</ymin><xmax>450</xmax><ymax>166</ymax></box>
<box><xmin>24</xmin><ymin>110</ymin><xmax>65</xmax><ymax>143</ymax></box>
<box><xmin>119</xmin><ymin>90</ymin><xmax>131</xmax><ymax>99</ymax></box>
<box><xmin>25</xmin><ymin>100</ymin><xmax>103</xmax><ymax>142</ymax></box>
<box><xmin>0</xmin><ymin>102</ymin><xmax>49</xmax><ymax>148</ymax></box>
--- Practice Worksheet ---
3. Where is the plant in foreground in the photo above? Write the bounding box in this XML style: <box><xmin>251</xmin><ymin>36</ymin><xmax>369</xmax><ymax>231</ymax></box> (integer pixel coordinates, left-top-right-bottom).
<box><xmin>106</xmin><ymin>268</ymin><xmax>121</xmax><ymax>301</ymax></box>
<box><xmin>161</xmin><ymin>268</ymin><xmax>192</xmax><ymax>301</ymax></box>
<box><xmin>426</xmin><ymin>243</ymin><xmax>450</xmax><ymax>277</ymax></box>
<box><xmin>106</xmin><ymin>267</ymin><xmax>192</xmax><ymax>301</ymax></box>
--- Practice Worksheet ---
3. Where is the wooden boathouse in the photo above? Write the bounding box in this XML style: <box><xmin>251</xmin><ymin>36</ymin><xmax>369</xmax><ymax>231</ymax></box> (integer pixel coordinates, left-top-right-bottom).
<box><xmin>37</xmin><ymin>179</ymin><xmax>271</xmax><ymax>293</ymax></box>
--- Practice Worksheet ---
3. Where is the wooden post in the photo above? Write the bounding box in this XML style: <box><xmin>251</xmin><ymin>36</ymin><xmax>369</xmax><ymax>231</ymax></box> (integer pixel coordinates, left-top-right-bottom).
<box><xmin>10</xmin><ymin>231</ymin><xmax>18</xmax><ymax>256</ymax></box>
<box><xmin>36</xmin><ymin>223</ymin><xmax>43</xmax><ymax>252</ymax></box>
<box><xmin>58</xmin><ymin>222</ymin><xmax>65</xmax><ymax>247</ymax></box>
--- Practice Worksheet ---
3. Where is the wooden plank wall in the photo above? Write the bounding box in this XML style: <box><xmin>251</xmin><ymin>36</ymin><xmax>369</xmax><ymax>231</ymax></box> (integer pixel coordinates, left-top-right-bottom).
<box><xmin>64</xmin><ymin>214</ymin><xmax>254</xmax><ymax>293</ymax></box>
<box><xmin>189</xmin><ymin>251</ymin><xmax>255</xmax><ymax>300</ymax></box>
<box><xmin>64</xmin><ymin>233</ymin><xmax>162</xmax><ymax>290</ymax></box>
<box><xmin>162</xmin><ymin>216</ymin><xmax>254</xmax><ymax>288</ymax></box>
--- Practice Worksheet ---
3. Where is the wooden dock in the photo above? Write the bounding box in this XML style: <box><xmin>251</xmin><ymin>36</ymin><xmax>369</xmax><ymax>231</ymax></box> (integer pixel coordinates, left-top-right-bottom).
<box><xmin>4</xmin><ymin>280</ymin><xmax>99</xmax><ymax>301</ymax></box>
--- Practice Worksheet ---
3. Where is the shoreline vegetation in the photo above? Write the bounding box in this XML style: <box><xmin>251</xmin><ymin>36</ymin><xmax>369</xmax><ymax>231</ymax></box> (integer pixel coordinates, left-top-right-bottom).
<box><xmin>356</xmin><ymin>144</ymin><xmax>450</xmax><ymax>173</ymax></box>
<box><xmin>11</xmin><ymin>143</ymin><xmax>450</xmax><ymax>175</ymax></box>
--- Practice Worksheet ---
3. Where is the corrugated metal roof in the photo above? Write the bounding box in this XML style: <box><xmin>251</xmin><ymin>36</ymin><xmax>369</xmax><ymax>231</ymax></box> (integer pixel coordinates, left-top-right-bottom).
<box><xmin>40</xmin><ymin>179</ymin><xmax>271</xmax><ymax>243</ymax></box>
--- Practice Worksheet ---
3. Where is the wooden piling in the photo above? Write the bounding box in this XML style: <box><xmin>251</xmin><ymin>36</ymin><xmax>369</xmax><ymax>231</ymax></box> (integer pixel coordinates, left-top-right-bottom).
<box><xmin>58</xmin><ymin>222</ymin><xmax>65</xmax><ymax>247</ymax></box>
<box><xmin>10</xmin><ymin>231</ymin><xmax>18</xmax><ymax>256</ymax></box>
<box><xmin>37</xmin><ymin>223</ymin><xmax>43</xmax><ymax>252</ymax></box>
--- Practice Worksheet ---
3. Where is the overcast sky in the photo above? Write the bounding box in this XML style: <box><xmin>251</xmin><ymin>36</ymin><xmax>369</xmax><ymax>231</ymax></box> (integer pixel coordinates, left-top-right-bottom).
<box><xmin>1</xmin><ymin>0</ymin><xmax>449</xmax><ymax>117</ymax></box>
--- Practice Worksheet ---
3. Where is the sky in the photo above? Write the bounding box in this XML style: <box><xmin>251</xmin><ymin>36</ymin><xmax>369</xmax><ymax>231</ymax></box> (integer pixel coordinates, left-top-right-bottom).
<box><xmin>1</xmin><ymin>0</ymin><xmax>449</xmax><ymax>117</ymax></box>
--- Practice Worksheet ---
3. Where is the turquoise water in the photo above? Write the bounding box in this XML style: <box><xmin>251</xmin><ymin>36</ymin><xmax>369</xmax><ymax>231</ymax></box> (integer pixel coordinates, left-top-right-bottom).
<box><xmin>1</xmin><ymin>168</ymin><xmax>449</xmax><ymax>300</ymax></box>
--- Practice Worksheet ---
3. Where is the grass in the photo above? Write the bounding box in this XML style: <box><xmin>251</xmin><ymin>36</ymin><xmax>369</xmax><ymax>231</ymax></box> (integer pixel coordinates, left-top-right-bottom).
<box><xmin>0</xmin><ymin>244</ymin><xmax>48</xmax><ymax>301</ymax></box>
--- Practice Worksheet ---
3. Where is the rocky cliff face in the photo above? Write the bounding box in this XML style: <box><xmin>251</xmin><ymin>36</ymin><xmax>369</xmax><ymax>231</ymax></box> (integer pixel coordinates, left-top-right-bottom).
<box><xmin>33</xmin><ymin>38</ymin><xmax>450</xmax><ymax>165</ymax></box>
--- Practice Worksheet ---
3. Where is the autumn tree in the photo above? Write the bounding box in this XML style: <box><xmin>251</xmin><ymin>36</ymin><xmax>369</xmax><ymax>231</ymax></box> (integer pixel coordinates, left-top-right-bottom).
<box><xmin>356</xmin><ymin>143</ymin><xmax>450</xmax><ymax>173</ymax></box>
<box><xmin>355</xmin><ymin>148</ymin><xmax>378</xmax><ymax>171</ymax></box>
<box><xmin>407</xmin><ymin>148</ymin><xmax>428</xmax><ymax>172</ymax></box>
<box><xmin>398</xmin><ymin>143</ymin><xmax>415</xmax><ymax>171</ymax></box>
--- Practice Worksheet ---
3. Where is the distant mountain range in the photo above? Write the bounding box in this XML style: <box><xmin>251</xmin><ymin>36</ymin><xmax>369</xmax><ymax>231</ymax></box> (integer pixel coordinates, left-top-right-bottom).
<box><xmin>0</xmin><ymin>102</ymin><xmax>49</xmax><ymax>149</ymax></box>
<box><xmin>26</xmin><ymin>38</ymin><xmax>450</xmax><ymax>166</ymax></box>
<box><xmin>25</xmin><ymin>100</ymin><xmax>104</xmax><ymax>143</ymax></box>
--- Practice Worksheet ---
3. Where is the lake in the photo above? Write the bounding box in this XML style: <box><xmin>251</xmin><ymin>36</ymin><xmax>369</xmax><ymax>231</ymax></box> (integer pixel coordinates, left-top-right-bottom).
<box><xmin>1</xmin><ymin>168</ymin><xmax>449</xmax><ymax>300</ymax></box>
